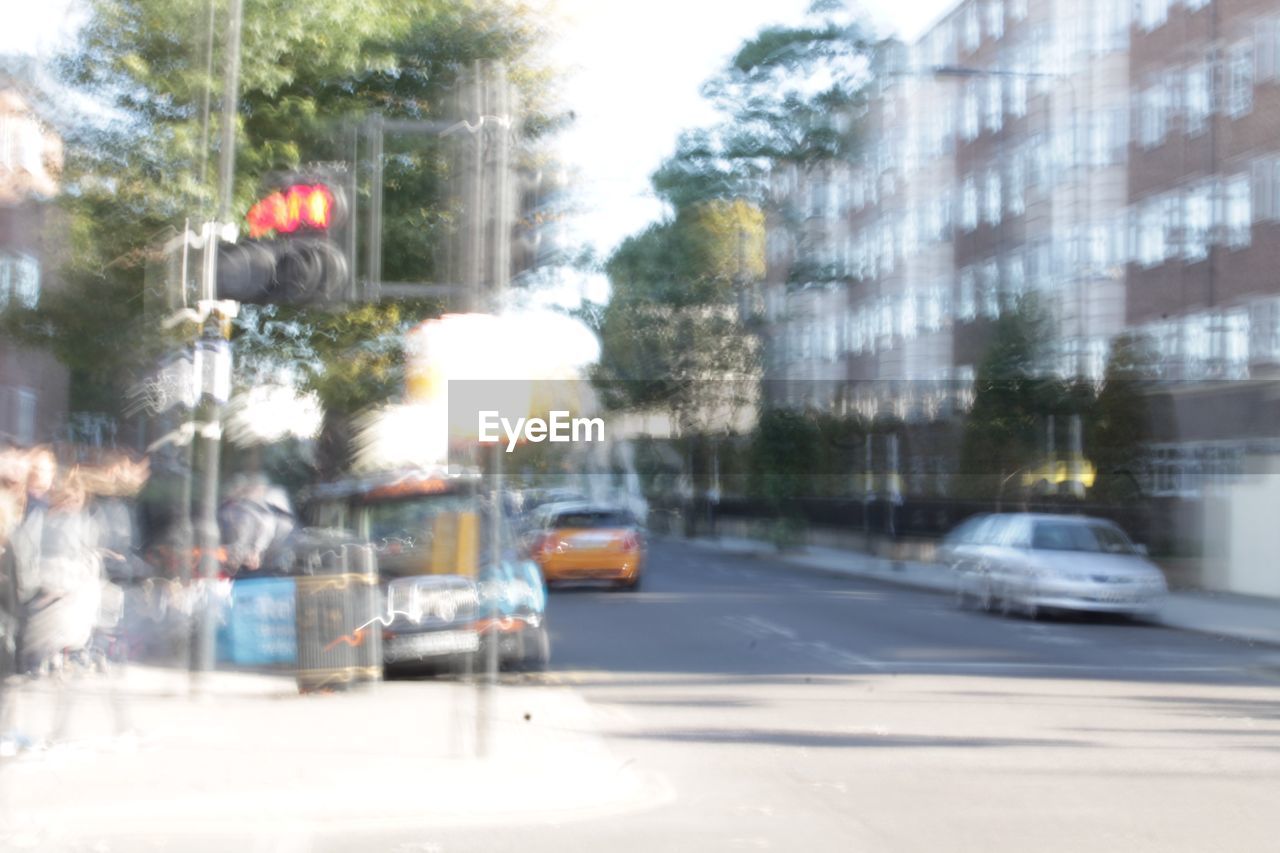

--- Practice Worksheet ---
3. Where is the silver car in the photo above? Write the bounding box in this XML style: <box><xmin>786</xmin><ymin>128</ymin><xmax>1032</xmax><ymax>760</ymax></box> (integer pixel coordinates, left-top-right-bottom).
<box><xmin>939</xmin><ymin>513</ymin><xmax>1168</xmax><ymax>618</ymax></box>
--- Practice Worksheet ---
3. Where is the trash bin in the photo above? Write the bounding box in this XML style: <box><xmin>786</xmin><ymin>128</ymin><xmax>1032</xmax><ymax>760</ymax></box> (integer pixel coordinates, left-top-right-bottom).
<box><xmin>293</xmin><ymin>538</ymin><xmax>382</xmax><ymax>693</ymax></box>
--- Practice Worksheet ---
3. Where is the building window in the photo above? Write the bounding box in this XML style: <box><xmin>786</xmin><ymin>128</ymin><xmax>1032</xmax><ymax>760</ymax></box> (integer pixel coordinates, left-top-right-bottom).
<box><xmin>963</xmin><ymin>5</ymin><xmax>981</xmax><ymax>52</ymax></box>
<box><xmin>0</xmin><ymin>115</ymin><xmax>43</xmax><ymax>175</ymax></box>
<box><xmin>1254</xmin><ymin>158</ymin><xmax>1280</xmax><ymax>222</ymax></box>
<box><xmin>897</xmin><ymin>292</ymin><xmax>918</xmax><ymax>340</ymax></box>
<box><xmin>984</xmin><ymin>0</ymin><xmax>1004</xmax><ymax>41</ymax></box>
<box><xmin>1137</xmin><ymin>0</ymin><xmax>1168</xmax><ymax>32</ymax></box>
<box><xmin>983</xmin><ymin>76</ymin><xmax>1003</xmax><ymax>132</ymax></box>
<box><xmin>1184</xmin><ymin>184</ymin><xmax>1212</xmax><ymax>261</ymax></box>
<box><xmin>1138</xmin><ymin>83</ymin><xmax>1168</xmax><ymax>148</ymax></box>
<box><xmin>1223</xmin><ymin>174</ymin><xmax>1252</xmax><ymax>248</ymax></box>
<box><xmin>961</xmin><ymin>82</ymin><xmax>980</xmax><ymax>140</ymax></box>
<box><xmin>1002</xmin><ymin>252</ymin><xmax>1026</xmax><ymax>305</ymax></box>
<box><xmin>958</xmin><ymin>268</ymin><xmax>976</xmax><ymax>321</ymax></box>
<box><xmin>1006</xmin><ymin>154</ymin><xmax>1025</xmax><ymax>216</ymax></box>
<box><xmin>982</xmin><ymin>170</ymin><xmax>1002</xmax><ymax>225</ymax></box>
<box><xmin>1256</xmin><ymin>19</ymin><xmax>1280</xmax><ymax>82</ymax></box>
<box><xmin>1137</xmin><ymin>201</ymin><xmax>1165</xmax><ymax>267</ymax></box>
<box><xmin>1</xmin><ymin>386</ymin><xmax>38</xmax><ymax>446</ymax></box>
<box><xmin>961</xmin><ymin>175</ymin><xmax>979</xmax><ymax>231</ymax></box>
<box><xmin>1215</xmin><ymin>310</ymin><xmax>1250</xmax><ymax>378</ymax></box>
<box><xmin>1249</xmin><ymin>298</ymin><xmax>1280</xmax><ymax>364</ymax></box>
<box><xmin>1227</xmin><ymin>43</ymin><xmax>1254</xmax><ymax>119</ymax></box>
<box><xmin>0</xmin><ymin>252</ymin><xmax>40</xmax><ymax>310</ymax></box>
<box><xmin>1185</xmin><ymin>64</ymin><xmax>1211</xmax><ymax>135</ymax></box>
<box><xmin>1005</xmin><ymin>68</ymin><xmax>1027</xmax><ymax>118</ymax></box>
<box><xmin>979</xmin><ymin>259</ymin><xmax>999</xmax><ymax>318</ymax></box>
<box><xmin>920</xmin><ymin>287</ymin><xmax>945</xmax><ymax>332</ymax></box>
<box><xmin>1008</xmin><ymin>0</ymin><xmax>1027</xmax><ymax>23</ymax></box>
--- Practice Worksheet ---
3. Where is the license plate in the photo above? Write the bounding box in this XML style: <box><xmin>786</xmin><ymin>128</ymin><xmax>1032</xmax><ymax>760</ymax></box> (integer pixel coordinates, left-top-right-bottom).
<box><xmin>571</xmin><ymin>534</ymin><xmax>615</xmax><ymax>547</ymax></box>
<box><xmin>385</xmin><ymin>630</ymin><xmax>479</xmax><ymax>662</ymax></box>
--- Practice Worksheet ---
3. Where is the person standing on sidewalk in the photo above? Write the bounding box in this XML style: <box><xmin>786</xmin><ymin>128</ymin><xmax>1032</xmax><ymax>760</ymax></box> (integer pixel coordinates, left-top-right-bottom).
<box><xmin>15</xmin><ymin>467</ymin><xmax>104</xmax><ymax>675</ymax></box>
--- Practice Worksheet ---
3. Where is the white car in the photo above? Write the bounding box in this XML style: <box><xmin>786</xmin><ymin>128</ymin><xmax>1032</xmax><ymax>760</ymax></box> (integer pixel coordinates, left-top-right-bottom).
<box><xmin>940</xmin><ymin>513</ymin><xmax>1168</xmax><ymax>619</ymax></box>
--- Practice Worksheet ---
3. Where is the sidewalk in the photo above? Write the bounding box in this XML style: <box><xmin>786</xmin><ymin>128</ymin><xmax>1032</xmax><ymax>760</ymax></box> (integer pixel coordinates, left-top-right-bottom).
<box><xmin>0</xmin><ymin>665</ymin><xmax>669</xmax><ymax>851</ymax></box>
<box><xmin>684</xmin><ymin>535</ymin><xmax>1280</xmax><ymax>647</ymax></box>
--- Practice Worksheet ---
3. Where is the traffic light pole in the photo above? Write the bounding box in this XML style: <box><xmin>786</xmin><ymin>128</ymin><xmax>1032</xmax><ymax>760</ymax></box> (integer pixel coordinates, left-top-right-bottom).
<box><xmin>190</xmin><ymin>0</ymin><xmax>243</xmax><ymax>690</ymax></box>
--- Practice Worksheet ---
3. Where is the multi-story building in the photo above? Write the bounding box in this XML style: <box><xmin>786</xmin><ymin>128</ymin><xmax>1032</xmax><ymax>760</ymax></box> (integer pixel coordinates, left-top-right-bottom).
<box><xmin>762</xmin><ymin>0</ymin><xmax>1280</xmax><ymax>503</ymax></box>
<box><xmin>0</xmin><ymin>77</ymin><xmax>67</xmax><ymax>447</ymax></box>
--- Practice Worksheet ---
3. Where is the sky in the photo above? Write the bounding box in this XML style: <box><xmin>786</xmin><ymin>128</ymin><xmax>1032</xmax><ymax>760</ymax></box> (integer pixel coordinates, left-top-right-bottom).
<box><xmin>544</xmin><ymin>0</ymin><xmax>952</xmax><ymax>256</ymax></box>
<box><xmin>6</xmin><ymin>0</ymin><xmax>952</xmax><ymax>260</ymax></box>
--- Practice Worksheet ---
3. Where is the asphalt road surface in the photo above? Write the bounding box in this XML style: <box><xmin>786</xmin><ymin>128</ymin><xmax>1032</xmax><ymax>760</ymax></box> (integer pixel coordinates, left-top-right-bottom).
<box><xmin>413</xmin><ymin>537</ymin><xmax>1280</xmax><ymax>852</ymax></box>
<box><xmin>11</xmin><ymin>538</ymin><xmax>1278</xmax><ymax>853</ymax></box>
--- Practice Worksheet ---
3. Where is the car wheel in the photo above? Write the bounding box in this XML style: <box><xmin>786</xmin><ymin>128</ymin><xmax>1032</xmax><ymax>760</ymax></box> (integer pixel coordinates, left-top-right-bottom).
<box><xmin>616</xmin><ymin>574</ymin><xmax>641</xmax><ymax>592</ymax></box>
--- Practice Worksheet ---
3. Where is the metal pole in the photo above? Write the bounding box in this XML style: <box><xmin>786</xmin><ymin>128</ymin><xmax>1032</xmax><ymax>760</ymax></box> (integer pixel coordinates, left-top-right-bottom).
<box><xmin>191</xmin><ymin>0</ymin><xmax>243</xmax><ymax>688</ymax></box>
<box><xmin>366</xmin><ymin>115</ymin><xmax>384</xmax><ymax>300</ymax></box>
<box><xmin>476</xmin><ymin>440</ymin><xmax>503</xmax><ymax>758</ymax></box>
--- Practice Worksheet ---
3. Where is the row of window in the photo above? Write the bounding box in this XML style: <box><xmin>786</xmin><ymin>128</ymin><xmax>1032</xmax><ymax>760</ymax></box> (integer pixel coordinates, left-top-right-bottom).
<box><xmin>1139</xmin><ymin>309</ymin><xmax>1257</xmax><ymax>381</ymax></box>
<box><xmin>1147</xmin><ymin>442</ymin><xmax>1250</xmax><ymax>498</ymax></box>
<box><xmin>778</xmin><ymin>165</ymin><xmax>1264</xmax><ymax>282</ymax></box>
<box><xmin>796</xmin><ymin>107</ymin><xmax>1130</xmax><ymax>224</ymax></box>
<box><xmin>776</xmin><ymin>288</ymin><xmax>1280</xmax><ymax>387</ymax></box>
<box><xmin>1136</xmin><ymin>49</ymin><xmax>1254</xmax><ymax>147</ymax></box>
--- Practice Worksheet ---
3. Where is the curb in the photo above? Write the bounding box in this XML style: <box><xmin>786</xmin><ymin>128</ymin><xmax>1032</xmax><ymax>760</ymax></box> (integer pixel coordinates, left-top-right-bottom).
<box><xmin>670</xmin><ymin>534</ymin><xmax>1280</xmax><ymax>649</ymax></box>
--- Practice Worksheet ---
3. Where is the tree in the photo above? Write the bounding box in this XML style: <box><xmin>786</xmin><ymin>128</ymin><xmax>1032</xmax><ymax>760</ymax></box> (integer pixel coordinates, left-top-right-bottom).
<box><xmin>955</xmin><ymin>295</ymin><xmax>1061</xmax><ymax>503</ymax></box>
<box><xmin>650</xmin><ymin>1</ymin><xmax>879</xmax><ymax>210</ymax></box>
<box><xmin>1088</xmin><ymin>333</ymin><xmax>1154</xmax><ymax>503</ymax></box>
<box><xmin>592</xmin><ymin>200</ymin><xmax>762</xmax><ymax>435</ymax></box>
<box><xmin>9</xmin><ymin>0</ymin><xmax>562</xmax><ymax>472</ymax></box>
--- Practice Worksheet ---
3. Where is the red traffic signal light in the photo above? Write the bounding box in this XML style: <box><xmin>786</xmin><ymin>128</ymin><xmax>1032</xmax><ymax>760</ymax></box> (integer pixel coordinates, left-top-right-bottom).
<box><xmin>246</xmin><ymin>183</ymin><xmax>341</xmax><ymax>239</ymax></box>
<box><xmin>219</xmin><ymin>167</ymin><xmax>355</xmax><ymax>305</ymax></box>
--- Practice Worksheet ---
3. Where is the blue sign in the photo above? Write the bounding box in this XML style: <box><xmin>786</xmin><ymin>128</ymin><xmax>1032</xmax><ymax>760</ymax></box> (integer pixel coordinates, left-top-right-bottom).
<box><xmin>217</xmin><ymin>577</ymin><xmax>298</xmax><ymax>666</ymax></box>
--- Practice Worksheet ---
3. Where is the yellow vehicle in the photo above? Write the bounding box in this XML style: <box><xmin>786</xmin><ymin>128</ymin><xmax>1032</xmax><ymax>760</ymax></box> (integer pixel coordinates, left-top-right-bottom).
<box><xmin>527</xmin><ymin>504</ymin><xmax>644</xmax><ymax>590</ymax></box>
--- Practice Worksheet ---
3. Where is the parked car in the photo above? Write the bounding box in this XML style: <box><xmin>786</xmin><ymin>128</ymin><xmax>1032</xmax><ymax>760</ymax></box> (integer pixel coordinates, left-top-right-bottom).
<box><xmin>940</xmin><ymin>513</ymin><xmax>1168</xmax><ymax>618</ymax></box>
<box><xmin>526</xmin><ymin>503</ymin><xmax>644</xmax><ymax>590</ymax></box>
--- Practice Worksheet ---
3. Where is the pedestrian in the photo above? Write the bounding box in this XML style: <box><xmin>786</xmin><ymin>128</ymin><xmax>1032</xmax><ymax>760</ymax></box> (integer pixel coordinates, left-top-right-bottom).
<box><xmin>15</xmin><ymin>468</ymin><xmax>104</xmax><ymax>675</ymax></box>
<box><xmin>219</xmin><ymin>476</ymin><xmax>297</xmax><ymax>577</ymax></box>
<box><xmin>0</xmin><ymin>446</ymin><xmax>30</xmax><ymax>754</ymax></box>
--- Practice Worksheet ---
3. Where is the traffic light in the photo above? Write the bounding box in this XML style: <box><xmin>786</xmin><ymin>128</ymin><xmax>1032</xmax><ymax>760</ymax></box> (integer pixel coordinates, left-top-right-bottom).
<box><xmin>217</xmin><ymin>167</ymin><xmax>354</xmax><ymax>305</ymax></box>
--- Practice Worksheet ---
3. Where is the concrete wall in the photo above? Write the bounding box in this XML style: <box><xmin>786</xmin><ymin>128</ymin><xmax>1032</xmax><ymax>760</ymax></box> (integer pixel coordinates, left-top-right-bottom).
<box><xmin>1202</xmin><ymin>458</ymin><xmax>1280</xmax><ymax>599</ymax></box>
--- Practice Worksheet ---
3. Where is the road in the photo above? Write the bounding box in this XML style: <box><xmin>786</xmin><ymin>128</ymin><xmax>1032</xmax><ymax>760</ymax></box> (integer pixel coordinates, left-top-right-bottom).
<box><xmin>6</xmin><ymin>538</ymin><xmax>1279</xmax><ymax>852</ymax></box>
<box><xmin>421</xmin><ymin>537</ymin><xmax>1280</xmax><ymax>852</ymax></box>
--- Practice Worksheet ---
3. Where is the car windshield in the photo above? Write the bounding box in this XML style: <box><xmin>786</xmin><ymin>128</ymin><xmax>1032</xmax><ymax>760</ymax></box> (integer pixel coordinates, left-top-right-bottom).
<box><xmin>365</xmin><ymin>494</ymin><xmax>474</xmax><ymax>546</ymax></box>
<box><xmin>552</xmin><ymin>510</ymin><xmax>633</xmax><ymax>529</ymax></box>
<box><xmin>1031</xmin><ymin>521</ymin><xmax>1137</xmax><ymax>554</ymax></box>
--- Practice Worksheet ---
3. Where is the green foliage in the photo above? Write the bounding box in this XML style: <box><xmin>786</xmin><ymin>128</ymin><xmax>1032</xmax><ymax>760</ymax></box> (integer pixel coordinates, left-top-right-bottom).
<box><xmin>956</xmin><ymin>295</ymin><xmax>1064</xmax><ymax>500</ymax></box>
<box><xmin>1088</xmin><ymin>333</ymin><xmax>1155</xmax><ymax>503</ymax></box>
<box><xmin>28</xmin><ymin>0</ymin><xmax>560</xmax><ymax>434</ymax></box>
<box><xmin>749</xmin><ymin>407</ymin><xmax>821</xmax><ymax>504</ymax></box>
<box><xmin>651</xmin><ymin>4</ymin><xmax>877</xmax><ymax>210</ymax></box>
<box><xmin>593</xmin><ymin>204</ymin><xmax>760</xmax><ymax>429</ymax></box>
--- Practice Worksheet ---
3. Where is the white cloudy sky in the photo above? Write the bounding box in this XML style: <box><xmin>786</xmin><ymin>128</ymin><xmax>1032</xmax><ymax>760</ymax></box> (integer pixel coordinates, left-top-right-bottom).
<box><xmin>6</xmin><ymin>0</ymin><xmax>951</xmax><ymax>259</ymax></box>
<box><xmin>545</xmin><ymin>0</ymin><xmax>952</xmax><ymax>255</ymax></box>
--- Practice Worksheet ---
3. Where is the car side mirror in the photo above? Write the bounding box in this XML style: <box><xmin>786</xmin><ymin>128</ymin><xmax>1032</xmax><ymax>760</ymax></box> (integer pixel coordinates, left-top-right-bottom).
<box><xmin>1135</xmin><ymin>544</ymin><xmax>1149</xmax><ymax>556</ymax></box>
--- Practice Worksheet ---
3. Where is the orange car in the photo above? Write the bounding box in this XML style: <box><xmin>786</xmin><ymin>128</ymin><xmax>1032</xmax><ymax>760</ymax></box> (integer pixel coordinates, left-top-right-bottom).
<box><xmin>527</xmin><ymin>504</ymin><xmax>644</xmax><ymax>590</ymax></box>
